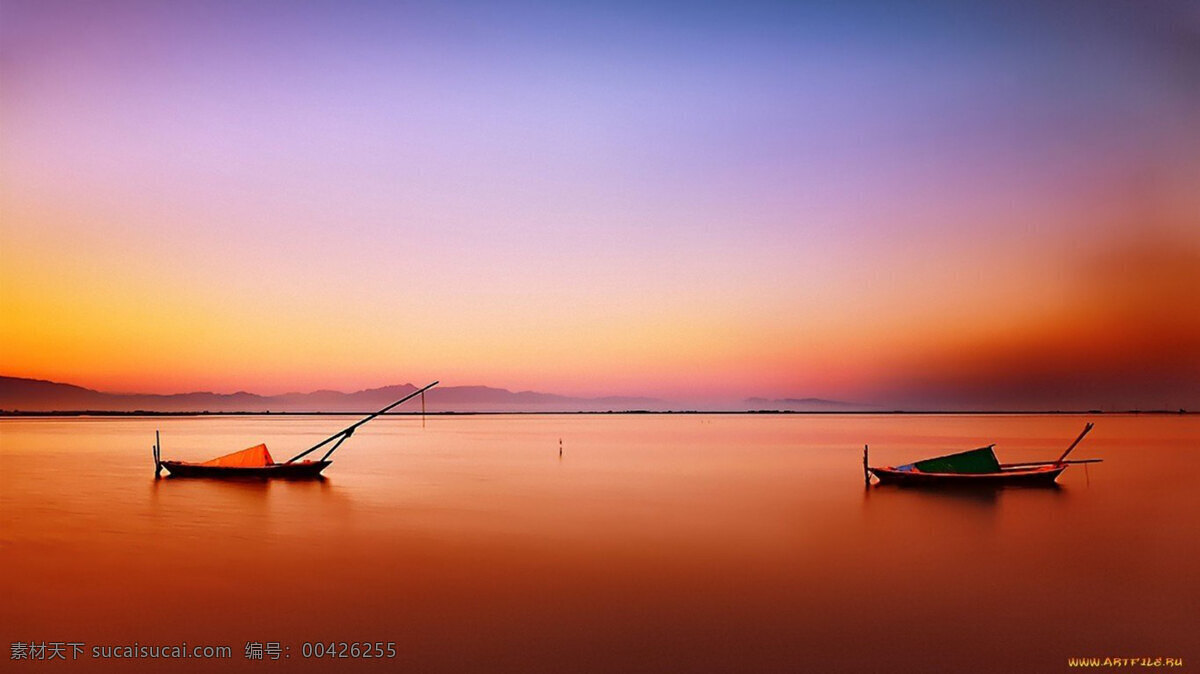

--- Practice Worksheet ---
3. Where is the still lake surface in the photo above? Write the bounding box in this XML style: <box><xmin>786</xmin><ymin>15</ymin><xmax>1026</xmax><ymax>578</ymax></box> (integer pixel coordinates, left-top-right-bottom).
<box><xmin>2</xmin><ymin>414</ymin><xmax>1197</xmax><ymax>672</ymax></box>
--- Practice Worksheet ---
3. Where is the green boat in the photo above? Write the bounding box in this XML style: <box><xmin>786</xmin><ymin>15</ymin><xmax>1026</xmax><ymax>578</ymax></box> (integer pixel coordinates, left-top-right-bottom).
<box><xmin>865</xmin><ymin>423</ymin><xmax>1100</xmax><ymax>487</ymax></box>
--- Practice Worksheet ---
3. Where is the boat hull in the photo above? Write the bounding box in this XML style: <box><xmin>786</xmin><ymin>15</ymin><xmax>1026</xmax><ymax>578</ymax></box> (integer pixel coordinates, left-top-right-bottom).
<box><xmin>160</xmin><ymin>460</ymin><xmax>330</xmax><ymax>479</ymax></box>
<box><xmin>869</xmin><ymin>464</ymin><xmax>1066</xmax><ymax>486</ymax></box>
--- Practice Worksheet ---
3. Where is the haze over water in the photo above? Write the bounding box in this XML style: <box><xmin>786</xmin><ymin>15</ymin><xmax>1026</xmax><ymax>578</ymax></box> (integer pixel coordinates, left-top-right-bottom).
<box><xmin>3</xmin><ymin>414</ymin><xmax>1196</xmax><ymax>672</ymax></box>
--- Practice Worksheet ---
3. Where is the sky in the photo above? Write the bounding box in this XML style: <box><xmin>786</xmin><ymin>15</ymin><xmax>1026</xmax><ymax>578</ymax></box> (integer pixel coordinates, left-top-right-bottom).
<box><xmin>2</xmin><ymin>0</ymin><xmax>1198</xmax><ymax>409</ymax></box>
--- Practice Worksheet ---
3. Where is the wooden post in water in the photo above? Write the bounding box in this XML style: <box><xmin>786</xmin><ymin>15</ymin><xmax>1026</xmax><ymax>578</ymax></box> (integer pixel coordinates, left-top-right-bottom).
<box><xmin>154</xmin><ymin>430</ymin><xmax>162</xmax><ymax>478</ymax></box>
<box><xmin>863</xmin><ymin>445</ymin><xmax>869</xmax><ymax>485</ymax></box>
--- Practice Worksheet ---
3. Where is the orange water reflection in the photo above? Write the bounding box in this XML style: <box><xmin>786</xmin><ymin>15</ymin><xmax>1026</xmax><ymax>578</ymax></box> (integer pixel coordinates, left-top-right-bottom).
<box><xmin>2</xmin><ymin>414</ymin><xmax>1197</xmax><ymax>672</ymax></box>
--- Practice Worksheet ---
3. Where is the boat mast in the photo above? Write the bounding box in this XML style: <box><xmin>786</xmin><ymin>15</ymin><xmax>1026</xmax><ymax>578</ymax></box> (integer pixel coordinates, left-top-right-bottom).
<box><xmin>1055</xmin><ymin>422</ymin><xmax>1094</xmax><ymax>464</ymax></box>
<box><xmin>285</xmin><ymin>381</ymin><xmax>439</xmax><ymax>464</ymax></box>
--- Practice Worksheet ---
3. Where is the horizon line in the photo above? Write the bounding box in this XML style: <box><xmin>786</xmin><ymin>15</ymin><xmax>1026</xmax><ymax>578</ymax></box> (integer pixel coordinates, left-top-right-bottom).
<box><xmin>1</xmin><ymin>409</ymin><xmax>1191</xmax><ymax>417</ymax></box>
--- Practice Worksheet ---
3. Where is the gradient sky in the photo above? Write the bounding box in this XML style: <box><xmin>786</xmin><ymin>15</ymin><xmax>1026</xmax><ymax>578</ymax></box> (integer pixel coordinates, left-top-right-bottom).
<box><xmin>2</xmin><ymin>0</ymin><xmax>1198</xmax><ymax>408</ymax></box>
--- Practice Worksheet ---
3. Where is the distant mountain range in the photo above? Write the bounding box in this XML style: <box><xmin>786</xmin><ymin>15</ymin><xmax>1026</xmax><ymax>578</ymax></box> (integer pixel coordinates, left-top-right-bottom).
<box><xmin>743</xmin><ymin>396</ymin><xmax>878</xmax><ymax>411</ymax></box>
<box><xmin>0</xmin><ymin>376</ymin><xmax>667</xmax><ymax>413</ymax></box>
<box><xmin>0</xmin><ymin>375</ymin><xmax>878</xmax><ymax>413</ymax></box>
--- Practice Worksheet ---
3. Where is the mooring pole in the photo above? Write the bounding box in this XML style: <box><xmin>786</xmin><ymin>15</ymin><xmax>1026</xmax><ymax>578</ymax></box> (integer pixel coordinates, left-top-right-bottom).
<box><xmin>154</xmin><ymin>430</ymin><xmax>162</xmax><ymax>478</ymax></box>
<box><xmin>863</xmin><ymin>444</ymin><xmax>869</xmax><ymax>485</ymax></box>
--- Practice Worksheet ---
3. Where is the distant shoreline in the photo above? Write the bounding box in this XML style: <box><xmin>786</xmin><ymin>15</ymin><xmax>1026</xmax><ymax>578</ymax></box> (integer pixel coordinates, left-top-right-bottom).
<box><xmin>0</xmin><ymin>409</ymin><xmax>1191</xmax><ymax>417</ymax></box>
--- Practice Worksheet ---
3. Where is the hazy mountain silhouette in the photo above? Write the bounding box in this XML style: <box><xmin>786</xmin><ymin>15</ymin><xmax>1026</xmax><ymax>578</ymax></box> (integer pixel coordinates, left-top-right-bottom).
<box><xmin>743</xmin><ymin>396</ymin><xmax>878</xmax><ymax>411</ymax></box>
<box><xmin>0</xmin><ymin>376</ymin><xmax>661</xmax><ymax>412</ymax></box>
<box><xmin>0</xmin><ymin>375</ymin><xmax>889</xmax><ymax>413</ymax></box>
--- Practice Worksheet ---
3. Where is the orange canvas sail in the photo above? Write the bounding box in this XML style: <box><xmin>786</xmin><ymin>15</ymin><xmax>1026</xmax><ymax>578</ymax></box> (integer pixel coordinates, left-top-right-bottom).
<box><xmin>200</xmin><ymin>443</ymin><xmax>274</xmax><ymax>467</ymax></box>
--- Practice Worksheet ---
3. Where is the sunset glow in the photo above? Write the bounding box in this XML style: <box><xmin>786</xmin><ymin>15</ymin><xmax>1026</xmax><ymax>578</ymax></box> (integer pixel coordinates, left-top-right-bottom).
<box><xmin>2</xmin><ymin>1</ymin><xmax>1198</xmax><ymax>408</ymax></box>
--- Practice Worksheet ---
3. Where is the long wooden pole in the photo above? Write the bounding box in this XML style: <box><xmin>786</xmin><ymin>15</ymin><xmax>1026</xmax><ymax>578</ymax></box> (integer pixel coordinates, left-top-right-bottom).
<box><xmin>1056</xmin><ymin>422</ymin><xmax>1094</xmax><ymax>464</ymax></box>
<box><xmin>1000</xmin><ymin>459</ymin><xmax>1103</xmax><ymax>468</ymax></box>
<box><xmin>286</xmin><ymin>381</ymin><xmax>439</xmax><ymax>463</ymax></box>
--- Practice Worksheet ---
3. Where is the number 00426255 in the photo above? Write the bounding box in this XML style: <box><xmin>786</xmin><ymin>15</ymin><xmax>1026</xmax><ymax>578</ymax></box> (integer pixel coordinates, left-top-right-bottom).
<box><xmin>300</xmin><ymin>642</ymin><xmax>396</xmax><ymax>658</ymax></box>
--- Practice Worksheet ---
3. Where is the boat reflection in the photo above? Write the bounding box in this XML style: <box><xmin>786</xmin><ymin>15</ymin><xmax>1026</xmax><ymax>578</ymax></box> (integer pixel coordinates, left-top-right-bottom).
<box><xmin>864</xmin><ymin>481</ymin><xmax>1067</xmax><ymax>505</ymax></box>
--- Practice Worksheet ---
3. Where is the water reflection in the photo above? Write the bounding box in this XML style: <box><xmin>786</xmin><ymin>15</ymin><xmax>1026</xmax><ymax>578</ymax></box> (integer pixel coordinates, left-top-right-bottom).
<box><xmin>2</xmin><ymin>414</ymin><xmax>1196</xmax><ymax>674</ymax></box>
<box><xmin>866</xmin><ymin>481</ymin><xmax>1065</xmax><ymax>504</ymax></box>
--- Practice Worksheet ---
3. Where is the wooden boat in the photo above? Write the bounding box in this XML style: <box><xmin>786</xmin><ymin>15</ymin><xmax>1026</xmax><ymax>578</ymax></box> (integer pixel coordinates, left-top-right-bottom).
<box><xmin>864</xmin><ymin>423</ymin><xmax>1100</xmax><ymax>487</ymax></box>
<box><xmin>159</xmin><ymin>443</ymin><xmax>331</xmax><ymax>479</ymax></box>
<box><xmin>160</xmin><ymin>459</ymin><xmax>332</xmax><ymax>478</ymax></box>
<box><xmin>154</xmin><ymin>381</ymin><xmax>438</xmax><ymax>479</ymax></box>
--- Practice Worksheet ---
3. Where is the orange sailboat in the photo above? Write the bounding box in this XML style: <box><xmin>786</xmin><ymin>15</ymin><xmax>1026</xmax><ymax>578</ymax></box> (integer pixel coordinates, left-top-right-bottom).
<box><xmin>154</xmin><ymin>381</ymin><xmax>438</xmax><ymax>479</ymax></box>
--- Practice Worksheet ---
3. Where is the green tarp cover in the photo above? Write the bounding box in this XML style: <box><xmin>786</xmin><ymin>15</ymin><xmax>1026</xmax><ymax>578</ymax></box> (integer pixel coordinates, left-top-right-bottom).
<box><xmin>912</xmin><ymin>446</ymin><xmax>1000</xmax><ymax>474</ymax></box>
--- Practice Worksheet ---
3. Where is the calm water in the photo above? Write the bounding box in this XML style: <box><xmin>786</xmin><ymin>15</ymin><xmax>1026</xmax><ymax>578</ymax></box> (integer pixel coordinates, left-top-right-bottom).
<box><xmin>2</xmin><ymin>414</ymin><xmax>1197</xmax><ymax>672</ymax></box>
